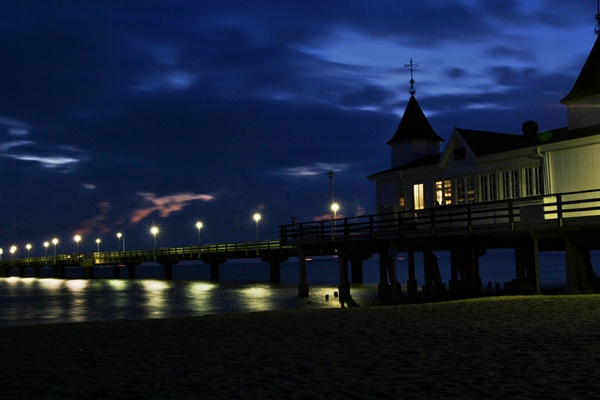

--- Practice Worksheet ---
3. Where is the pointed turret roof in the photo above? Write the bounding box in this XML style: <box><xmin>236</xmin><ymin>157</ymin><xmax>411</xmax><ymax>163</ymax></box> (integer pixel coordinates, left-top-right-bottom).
<box><xmin>561</xmin><ymin>35</ymin><xmax>600</xmax><ymax>103</ymax></box>
<box><xmin>387</xmin><ymin>95</ymin><xmax>444</xmax><ymax>145</ymax></box>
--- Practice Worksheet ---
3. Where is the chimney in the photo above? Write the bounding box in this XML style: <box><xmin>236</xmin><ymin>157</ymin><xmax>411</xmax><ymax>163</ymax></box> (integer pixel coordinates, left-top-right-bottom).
<box><xmin>522</xmin><ymin>120</ymin><xmax>538</xmax><ymax>140</ymax></box>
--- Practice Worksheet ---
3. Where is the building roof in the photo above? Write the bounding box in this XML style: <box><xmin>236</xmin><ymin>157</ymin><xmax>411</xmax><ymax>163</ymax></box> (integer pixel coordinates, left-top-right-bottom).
<box><xmin>456</xmin><ymin>128</ymin><xmax>530</xmax><ymax>156</ymax></box>
<box><xmin>561</xmin><ymin>35</ymin><xmax>600</xmax><ymax>103</ymax></box>
<box><xmin>387</xmin><ymin>95</ymin><xmax>444</xmax><ymax>145</ymax></box>
<box><xmin>369</xmin><ymin>123</ymin><xmax>600</xmax><ymax>179</ymax></box>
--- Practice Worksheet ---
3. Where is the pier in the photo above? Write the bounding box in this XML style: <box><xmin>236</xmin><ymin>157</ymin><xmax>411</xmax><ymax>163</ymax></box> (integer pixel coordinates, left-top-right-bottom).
<box><xmin>3</xmin><ymin>189</ymin><xmax>600</xmax><ymax>303</ymax></box>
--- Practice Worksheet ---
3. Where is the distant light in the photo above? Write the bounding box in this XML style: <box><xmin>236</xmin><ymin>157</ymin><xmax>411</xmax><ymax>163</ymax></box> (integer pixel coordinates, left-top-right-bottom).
<box><xmin>26</xmin><ymin>244</ymin><xmax>32</xmax><ymax>250</ymax></box>
<box><xmin>96</xmin><ymin>239</ymin><xmax>101</xmax><ymax>244</ymax></box>
<box><xmin>253</xmin><ymin>213</ymin><xmax>261</xmax><ymax>222</ymax></box>
<box><xmin>52</xmin><ymin>238</ymin><xmax>58</xmax><ymax>245</ymax></box>
<box><xmin>196</xmin><ymin>221</ymin><xmax>203</xmax><ymax>230</ymax></box>
<box><xmin>9</xmin><ymin>246</ymin><xmax>16</xmax><ymax>254</ymax></box>
<box><xmin>43</xmin><ymin>241</ymin><xmax>49</xmax><ymax>248</ymax></box>
<box><xmin>117</xmin><ymin>232</ymin><xmax>122</xmax><ymax>239</ymax></box>
<box><xmin>74</xmin><ymin>234</ymin><xmax>82</xmax><ymax>243</ymax></box>
<box><xmin>150</xmin><ymin>226</ymin><xmax>159</xmax><ymax>235</ymax></box>
<box><xmin>331</xmin><ymin>202</ymin><xmax>340</xmax><ymax>213</ymax></box>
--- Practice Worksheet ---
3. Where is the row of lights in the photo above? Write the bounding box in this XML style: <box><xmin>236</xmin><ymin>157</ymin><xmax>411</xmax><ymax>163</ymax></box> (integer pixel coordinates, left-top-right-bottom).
<box><xmin>0</xmin><ymin>212</ymin><xmax>273</xmax><ymax>260</ymax></box>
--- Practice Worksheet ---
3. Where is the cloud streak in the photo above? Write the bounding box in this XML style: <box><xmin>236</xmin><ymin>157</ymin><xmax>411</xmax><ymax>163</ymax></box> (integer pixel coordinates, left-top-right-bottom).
<box><xmin>130</xmin><ymin>192</ymin><xmax>215</xmax><ymax>224</ymax></box>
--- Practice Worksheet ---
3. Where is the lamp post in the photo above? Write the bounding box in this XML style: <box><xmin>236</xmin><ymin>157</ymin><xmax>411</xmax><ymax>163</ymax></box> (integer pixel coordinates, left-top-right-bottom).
<box><xmin>52</xmin><ymin>238</ymin><xmax>58</xmax><ymax>264</ymax></box>
<box><xmin>10</xmin><ymin>246</ymin><xmax>16</xmax><ymax>264</ymax></box>
<box><xmin>44</xmin><ymin>241</ymin><xmax>49</xmax><ymax>260</ymax></box>
<box><xmin>74</xmin><ymin>235</ymin><xmax>82</xmax><ymax>260</ymax></box>
<box><xmin>253</xmin><ymin>213</ymin><xmax>261</xmax><ymax>254</ymax></box>
<box><xmin>96</xmin><ymin>238</ymin><xmax>101</xmax><ymax>253</ymax></box>
<box><xmin>327</xmin><ymin>171</ymin><xmax>335</xmax><ymax>240</ymax></box>
<box><xmin>117</xmin><ymin>232</ymin><xmax>125</xmax><ymax>252</ymax></box>
<box><xmin>195</xmin><ymin>221</ymin><xmax>203</xmax><ymax>257</ymax></box>
<box><xmin>0</xmin><ymin>248</ymin><xmax>3</xmax><ymax>263</ymax></box>
<box><xmin>331</xmin><ymin>203</ymin><xmax>340</xmax><ymax>240</ymax></box>
<box><xmin>150</xmin><ymin>226</ymin><xmax>159</xmax><ymax>260</ymax></box>
<box><xmin>26</xmin><ymin>243</ymin><xmax>31</xmax><ymax>264</ymax></box>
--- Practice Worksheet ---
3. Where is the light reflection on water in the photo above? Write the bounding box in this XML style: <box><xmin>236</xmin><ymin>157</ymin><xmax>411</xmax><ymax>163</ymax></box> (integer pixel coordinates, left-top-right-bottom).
<box><xmin>0</xmin><ymin>277</ymin><xmax>380</xmax><ymax>327</ymax></box>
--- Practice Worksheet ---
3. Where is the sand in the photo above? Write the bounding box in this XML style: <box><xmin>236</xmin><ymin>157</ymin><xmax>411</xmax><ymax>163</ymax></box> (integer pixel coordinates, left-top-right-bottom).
<box><xmin>1</xmin><ymin>295</ymin><xmax>600</xmax><ymax>399</ymax></box>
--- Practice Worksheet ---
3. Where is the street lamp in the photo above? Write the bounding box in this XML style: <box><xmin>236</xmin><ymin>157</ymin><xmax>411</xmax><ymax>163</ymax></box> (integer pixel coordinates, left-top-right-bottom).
<box><xmin>253</xmin><ymin>213</ymin><xmax>261</xmax><ymax>248</ymax></box>
<box><xmin>26</xmin><ymin>243</ymin><xmax>32</xmax><ymax>263</ymax></box>
<box><xmin>43</xmin><ymin>241</ymin><xmax>49</xmax><ymax>260</ymax></box>
<box><xmin>96</xmin><ymin>238</ymin><xmax>101</xmax><ymax>252</ymax></box>
<box><xmin>0</xmin><ymin>248</ymin><xmax>3</xmax><ymax>262</ymax></box>
<box><xmin>74</xmin><ymin>235</ymin><xmax>82</xmax><ymax>258</ymax></box>
<box><xmin>52</xmin><ymin>238</ymin><xmax>58</xmax><ymax>264</ymax></box>
<box><xmin>10</xmin><ymin>245</ymin><xmax>16</xmax><ymax>260</ymax></box>
<box><xmin>195</xmin><ymin>221</ymin><xmax>203</xmax><ymax>256</ymax></box>
<box><xmin>330</xmin><ymin>202</ymin><xmax>340</xmax><ymax>240</ymax></box>
<box><xmin>150</xmin><ymin>226</ymin><xmax>159</xmax><ymax>259</ymax></box>
<box><xmin>117</xmin><ymin>232</ymin><xmax>125</xmax><ymax>252</ymax></box>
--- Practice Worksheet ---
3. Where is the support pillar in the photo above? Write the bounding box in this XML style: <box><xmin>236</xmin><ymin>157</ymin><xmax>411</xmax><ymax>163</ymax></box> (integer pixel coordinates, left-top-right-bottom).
<box><xmin>337</xmin><ymin>248</ymin><xmax>350</xmax><ymax>304</ymax></box>
<box><xmin>508</xmin><ymin>240</ymin><xmax>538</xmax><ymax>294</ymax></box>
<box><xmin>298</xmin><ymin>247</ymin><xmax>309</xmax><ymax>297</ymax></box>
<box><xmin>388</xmin><ymin>247</ymin><xmax>402</xmax><ymax>302</ymax></box>
<box><xmin>113</xmin><ymin>265</ymin><xmax>121</xmax><ymax>279</ymax></box>
<box><xmin>261</xmin><ymin>254</ymin><xmax>288</xmax><ymax>284</ymax></box>
<box><xmin>34</xmin><ymin>266</ymin><xmax>41</xmax><ymax>278</ymax></box>
<box><xmin>378</xmin><ymin>249</ymin><xmax>389</xmax><ymax>298</ymax></box>
<box><xmin>422</xmin><ymin>250</ymin><xmax>446</xmax><ymax>300</ymax></box>
<box><xmin>407</xmin><ymin>250</ymin><xmax>417</xmax><ymax>297</ymax></box>
<box><xmin>449</xmin><ymin>247</ymin><xmax>483</xmax><ymax>297</ymax></box>
<box><xmin>19</xmin><ymin>267</ymin><xmax>25</xmax><ymax>278</ymax></box>
<box><xmin>201</xmin><ymin>255</ymin><xmax>227</xmax><ymax>283</ymax></box>
<box><xmin>565</xmin><ymin>240</ymin><xmax>595</xmax><ymax>294</ymax></box>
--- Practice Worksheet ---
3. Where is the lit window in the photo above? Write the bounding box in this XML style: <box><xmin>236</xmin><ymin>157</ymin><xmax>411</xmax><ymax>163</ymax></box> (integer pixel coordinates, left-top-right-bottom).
<box><xmin>435</xmin><ymin>180</ymin><xmax>452</xmax><ymax>206</ymax></box>
<box><xmin>413</xmin><ymin>183</ymin><xmax>425</xmax><ymax>210</ymax></box>
<box><xmin>456</xmin><ymin>176</ymin><xmax>476</xmax><ymax>204</ymax></box>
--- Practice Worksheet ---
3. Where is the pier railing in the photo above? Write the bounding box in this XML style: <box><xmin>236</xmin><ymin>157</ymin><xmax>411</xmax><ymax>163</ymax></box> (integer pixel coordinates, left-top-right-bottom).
<box><xmin>0</xmin><ymin>240</ymin><xmax>296</xmax><ymax>268</ymax></box>
<box><xmin>279</xmin><ymin>189</ymin><xmax>600</xmax><ymax>243</ymax></box>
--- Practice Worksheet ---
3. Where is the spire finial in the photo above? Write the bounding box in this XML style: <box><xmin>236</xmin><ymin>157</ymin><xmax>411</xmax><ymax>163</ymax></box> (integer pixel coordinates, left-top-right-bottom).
<box><xmin>595</xmin><ymin>0</ymin><xmax>600</xmax><ymax>35</ymax></box>
<box><xmin>404</xmin><ymin>57</ymin><xmax>419</xmax><ymax>95</ymax></box>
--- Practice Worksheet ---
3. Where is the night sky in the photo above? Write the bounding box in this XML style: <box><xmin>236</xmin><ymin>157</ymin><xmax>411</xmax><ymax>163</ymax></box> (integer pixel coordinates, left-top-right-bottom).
<box><xmin>0</xmin><ymin>1</ymin><xmax>597</xmax><ymax>254</ymax></box>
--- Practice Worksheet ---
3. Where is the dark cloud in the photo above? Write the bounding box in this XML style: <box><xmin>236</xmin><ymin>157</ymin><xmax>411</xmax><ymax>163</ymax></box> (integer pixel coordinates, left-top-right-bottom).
<box><xmin>0</xmin><ymin>1</ymin><xmax>595</xmax><ymax>249</ymax></box>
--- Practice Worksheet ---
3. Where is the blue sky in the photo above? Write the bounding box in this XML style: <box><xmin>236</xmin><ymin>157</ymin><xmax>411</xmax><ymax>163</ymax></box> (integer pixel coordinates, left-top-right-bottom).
<box><xmin>0</xmin><ymin>1</ymin><xmax>597</xmax><ymax>254</ymax></box>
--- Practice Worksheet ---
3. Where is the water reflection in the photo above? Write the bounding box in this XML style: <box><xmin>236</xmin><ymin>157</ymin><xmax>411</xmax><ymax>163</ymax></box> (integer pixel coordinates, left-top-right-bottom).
<box><xmin>239</xmin><ymin>285</ymin><xmax>272</xmax><ymax>312</ymax></box>
<box><xmin>185</xmin><ymin>282</ymin><xmax>217</xmax><ymax>315</ymax></box>
<box><xmin>140</xmin><ymin>280</ymin><xmax>169</xmax><ymax>318</ymax></box>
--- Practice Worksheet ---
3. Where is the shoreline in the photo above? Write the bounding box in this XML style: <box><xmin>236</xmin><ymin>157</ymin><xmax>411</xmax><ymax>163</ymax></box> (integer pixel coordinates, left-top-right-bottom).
<box><xmin>1</xmin><ymin>294</ymin><xmax>600</xmax><ymax>399</ymax></box>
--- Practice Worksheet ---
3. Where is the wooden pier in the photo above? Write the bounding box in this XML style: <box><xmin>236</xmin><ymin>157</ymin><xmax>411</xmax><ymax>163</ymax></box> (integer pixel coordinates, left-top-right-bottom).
<box><xmin>3</xmin><ymin>189</ymin><xmax>600</xmax><ymax>303</ymax></box>
<box><xmin>280</xmin><ymin>189</ymin><xmax>600</xmax><ymax>301</ymax></box>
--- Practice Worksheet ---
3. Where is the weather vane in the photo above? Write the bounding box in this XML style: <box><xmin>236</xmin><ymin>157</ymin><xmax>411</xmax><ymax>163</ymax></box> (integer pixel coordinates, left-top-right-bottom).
<box><xmin>404</xmin><ymin>57</ymin><xmax>419</xmax><ymax>95</ymax></box>
<box><xmin>595</xmin><ymin>0</ymin><xmax>600</xmax><ymax>36</ymax></box>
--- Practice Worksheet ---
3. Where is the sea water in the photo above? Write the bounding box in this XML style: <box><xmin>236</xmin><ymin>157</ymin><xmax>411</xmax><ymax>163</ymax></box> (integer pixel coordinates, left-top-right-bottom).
<box><xmin>0</xmin><ymin>250</ymin><xmax>592</xmax><ymax>327</ymax></box>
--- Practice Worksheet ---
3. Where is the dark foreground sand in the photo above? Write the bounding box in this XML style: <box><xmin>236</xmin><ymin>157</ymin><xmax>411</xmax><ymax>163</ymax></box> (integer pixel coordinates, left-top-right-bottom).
<box><xmin>1</xmin><ymin>295</ymin><xmax>600</xmax><ymax>399</ymax></box>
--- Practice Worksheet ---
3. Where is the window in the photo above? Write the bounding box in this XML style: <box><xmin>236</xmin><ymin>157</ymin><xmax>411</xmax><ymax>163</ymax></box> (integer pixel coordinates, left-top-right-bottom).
<box><xmin>524</xmin><ymin>166</ymin><xmax>543</xmax><ymax>196</ymax></box>
<box><xmin>480</xmin><ymin>173</ymin><xmax>497</xmax><ymax>202</ymax></box>
<box><xmin>501</xmin><ymin>170</ymin><xmax>519</xmax><ymax>199</ymax></box>
<box><xmin>413</xmin><ymin>183</ymin><xmax>425</xmax><ymax>210</ymax></box>
<box><xmin>456</xmin><ymin>176</ymin><xmax>476</xmax><ymax>203</ymax></box>
<box><xmin>435</xmin><ymin>180</ymin><xmax>452</xmax><ymax>206</ymax></box>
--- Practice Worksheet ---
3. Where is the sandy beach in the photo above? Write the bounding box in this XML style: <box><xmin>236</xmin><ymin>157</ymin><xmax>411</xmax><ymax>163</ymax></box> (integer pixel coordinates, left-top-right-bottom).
<box><xmin>1</xmin><ymin>294</ymin><xmax>600</xmax><ymax>399</ymax></box>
